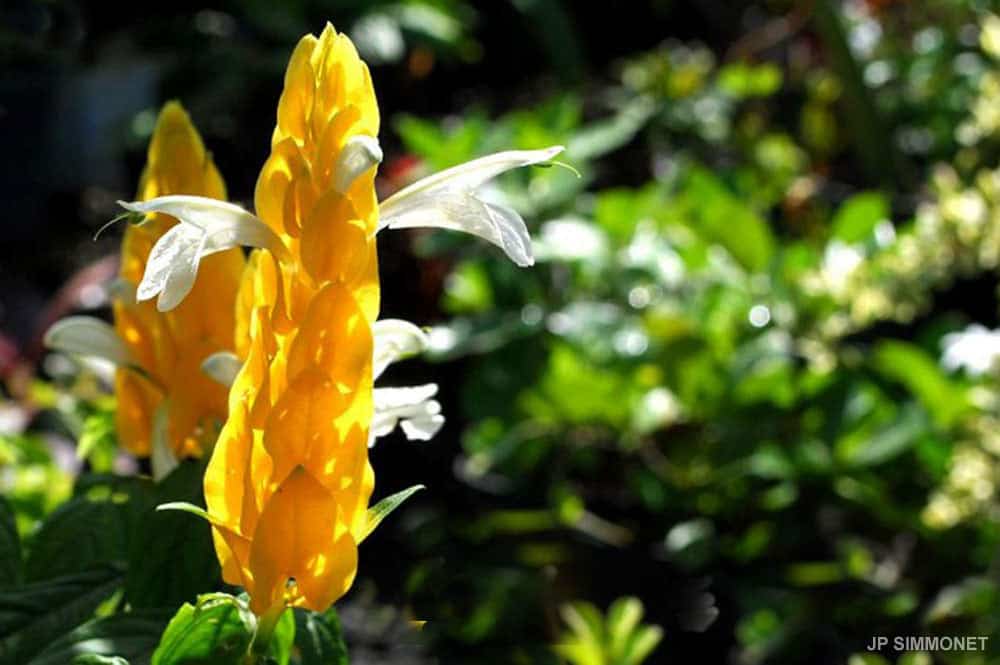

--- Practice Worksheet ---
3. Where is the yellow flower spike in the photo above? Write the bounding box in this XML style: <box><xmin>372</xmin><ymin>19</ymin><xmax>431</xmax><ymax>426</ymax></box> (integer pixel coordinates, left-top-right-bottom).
<box><xmin>112</xmin><ymin>22</ymin><xmax>556</xmax><ymax>617</ymax></box>
<box><xmin>200</xmin><ymin>23</ymin><xmax>381</xmax><ymax>616</ymax></box>
<box><xmin>113</xmin><ymin>101</ymin><xmax>244</xmax><ymax>460</ymax></box>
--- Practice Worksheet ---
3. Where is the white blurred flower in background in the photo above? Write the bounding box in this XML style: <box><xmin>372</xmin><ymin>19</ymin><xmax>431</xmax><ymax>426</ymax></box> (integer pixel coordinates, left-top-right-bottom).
<box><xmin>941</xmin><ymin>324</ymin><xmax>1000</xmax><ymax>376</ymax></box>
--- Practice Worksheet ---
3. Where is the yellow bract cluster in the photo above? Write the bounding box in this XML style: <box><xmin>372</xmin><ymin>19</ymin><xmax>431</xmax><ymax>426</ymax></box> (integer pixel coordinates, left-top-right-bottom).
<box><xmin>114</xmin><ymin>102</ymin><xmax>244</xmax><ymax>458</ymax></box>
<box><xmin>204</xmin><ymin>24</ymin><xmax>380</xmax><ymax>615</ymax></box>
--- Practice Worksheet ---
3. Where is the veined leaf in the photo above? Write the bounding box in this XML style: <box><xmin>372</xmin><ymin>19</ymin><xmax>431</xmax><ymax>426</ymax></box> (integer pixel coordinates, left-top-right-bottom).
<box><xmin>125</xmin><ymin>461</ymin><xmax>220</xmax><ymax>610</ymax></box>
<box><xmin>0</xmin><ymin>565</ymin><xmax>124</xmax><ymax>665</ymax></box>
<box><xmin>29</xmin><ymin>609</ymin><xmax>170</xmax><ymax>665</ymax></box>
<box><xmin>151</xmin><ymin>593</ymin><xmax>256</xmax><ymax>665</ymax></box>
<box><xmin>292</xmin><ymin>607</ymin><xmax>348</xmax><ymax>665</ymax></box>
<box><xmin>361</xmin><ymin>485</ymin><xmax>425</xmax><ymax>542</ymax></box>
<box><xmin>0</xmin><ymin>497</ymin><xmax>21</xmax><ymax>588</ymax></box>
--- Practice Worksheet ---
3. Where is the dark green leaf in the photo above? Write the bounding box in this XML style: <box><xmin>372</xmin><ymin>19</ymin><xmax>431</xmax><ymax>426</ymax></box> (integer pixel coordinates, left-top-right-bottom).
<box><xmin>837</xmin><ymin>403</ymin><xmax>925</xmax><ymax>468</ymax></box>
<box><xmin>125</xmin><ymin>461</ymin><xmax>220</xmax><ymax>609</ymax></box>
<box><xmin>292</xmin><ymin>608</ymin><xmax>348</xmax><ymax>665</ymax></box>
<box><xmin>0</xmin><ymin>497</ymin><xmax>21</xmax><ymax>588</ymax></box>
<box><xmin>151</xmin><ymin>593</ymin><xmax>255</xmax><ymax>665</ymax></box>
<box><xmin>26</xmin><ymin>478</ymin><xmax>152</xmax><ymax>581</ymax></box>
<box><xmin>873</xmin><ymin>341</ymin><xmax>970</xmax><ymax>428</ymax></box>
<box><xmin>0</xmin><ymin>565</ymin><xmax>124</xmax><ymax>665</ymax></box>
<box><xmin>30</xmin><ymin>609</ymin><xmax>170</xmax><ymax>665</ymax></box>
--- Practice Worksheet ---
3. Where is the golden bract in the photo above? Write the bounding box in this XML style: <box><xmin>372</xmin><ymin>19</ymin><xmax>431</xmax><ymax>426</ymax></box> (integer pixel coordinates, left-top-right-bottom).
<box><xmin>114</xmin><ymin>102</ymin><xmax>243</xmax><ymax>458</ymax></box>
<box><xmin>204</xmin><ymin>24</ymin><xmax>379</xmax><ymax>615</ymax></box>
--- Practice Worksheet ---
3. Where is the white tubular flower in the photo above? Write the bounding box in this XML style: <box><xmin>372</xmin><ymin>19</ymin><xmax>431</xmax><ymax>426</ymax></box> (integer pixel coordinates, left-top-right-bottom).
<box><xmin>150</xmin><ymin>403</ymin><xmax>178</xmax><ymax>482</ymax></box>
<box><xmin>373</xmin><ymin>319</ymin><xmax>429</xmax><ymax>379</ymax></box>
<box><xmin>334</xmin><ymin>135</ymin><xmax>383</xmax><ymax>193</ymax></box>
<box><xmin>118</xmin><ymin>196</ymin><xmax>289</xmax><ymax>312</ymax></box>
<box><xmin>43</xmin><ymin>316</ymin><xmax>131</xmax><ymax>366</ymax></box>
<box><xmin>201</xmin><ymin>351</ymin><xmax>243</xmax><ymax>387</ymax></box>
<box><xmin>371</xmin><ymin>384</ymin><xmax>444</xmax><ymax>445</ymax></box>
<box><xmin>377</xmin><ymin>146</ymin><xmax>565</xmax><ymax>267</ymax></box>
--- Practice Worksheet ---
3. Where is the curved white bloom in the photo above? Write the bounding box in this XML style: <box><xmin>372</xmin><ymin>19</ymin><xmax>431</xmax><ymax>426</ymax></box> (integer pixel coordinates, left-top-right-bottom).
<box><xmin>43</xmin><ymin>316</ymin><xmax>131</xmax><ymax>366</ymax></box>
<box><xmin>118</xmin><ymin>148</ymin><xmax>563</xmax><ymax>312</ymax></box>
<box><xmin>334</xmin><ymin>135</ymin><xmax>383</xmax><ymax>193</ymax></box>
<box><xmin>371</xmin><ymin>384</ymin><xmax>444</xmax><ymax>445</ymax></box>
<box><xmin>201</xmin><ymin>351</ymin><xmax>243</xmax><ymax>387</ymax></box>
<box><xmin>377</xmin><ymin>146</ymin><xmax>565</xmax><ymax>267</ymax></box>
<box><xmin>373</xmin><ymin>319</ymin><xmax>429</xmax><ymax>379</ymax></box>
<box><xmin>118</xmin><ymin>196</ymin><xmax>288</xmax><ymax>312</ymax></box>
<box><xmin>150</xmin><ymin>403</ymin><xmax>178</xmax><ymax>482</ymax></box>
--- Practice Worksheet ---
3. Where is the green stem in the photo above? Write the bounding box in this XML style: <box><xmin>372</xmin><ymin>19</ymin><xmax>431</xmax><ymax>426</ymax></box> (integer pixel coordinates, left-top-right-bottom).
<box><xmin>251</xmin><ymin>602</ymin><xmax>287</xmax><ymax>660</ymax></box>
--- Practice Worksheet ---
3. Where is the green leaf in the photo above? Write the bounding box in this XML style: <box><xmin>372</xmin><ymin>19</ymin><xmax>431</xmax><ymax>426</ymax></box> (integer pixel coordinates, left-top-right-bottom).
<box><xmin>443</xmin><ymin>261</ymin><xmax>494</xmax><ymax>314</ymax></box>
<box><xmin>266</xmin><ymin>609</ymin><xmax>295</xmax><ymax>665</ymax></box>
<box><xmin>0</xmin><ymin>565</ymin><xmax>124</xmax><ymax>664</ymax></box>
<box><xmin>836</xmin><ymin>403</ymin><xmax>925</xmax><ymax>467</ymax></box>
<box><xmin>0</xmin><ymin>497</ymin><xmax>21</xmax><ymax>588</ymax></box>
<box><xmin>73</xmin><ymin>656</ymin><xmax>130</xmax><ymax>665</ymax></box>
<box><xmin>29</xmin><ymin>609</ymin><xmax>170</xmax><ymax>665</ymax></box>
<box><xmin>154</xmin><ymin>503</ymin><xmax>212</xmax><ymax>522</ymax></box>
<box><xmin>624</xmin><ymin>625</ymin><xmax>663</xmax><ymax>665</ymax></box>
<box><xmin>872</xmin><ymin>341</ymin><xmax>970</xmax><ymax>428</ymax></box>
<box><xmin>679</xmin><ymin>168</ymin><xmax>775</xmax><ymax>272</ymax></box>
<box><xmin>361</xmin><ymin>485</ymin><xmax>425</xmax><ymax>541</ymax></box>
<box><xmin>831</xmin><ymin>192</ymin><xmax>888</xmax><ymax>243</ymax></box>
<box><xmin>567</xmin><ymin>99</ymin><xmax>654</xmax><ymax>161</ymax></box>
<box><xmin>151</xmin><ymin>594</ymin><xmax>256</xmax><ymax>665</ymax></box>
<box><xmin>607</xmin><ymin>597</ymin><xmax>643</xmax><ymax>656</ymax></box>
<box><xmin>292</xmin><ymin>608</ymin><xmax>348</xmax><ymax>665</ymax></box>
<box><xmin>77</xmin><ymin>412</ymin><xmax>118</xmax><ymax>473</ymax></box>
<box><xmin>718</xmin><ymin>62</ymin><xmax>783</xmax><ymax>98</ymax></box>
<box><xmin>125</xmin><ymin>462</ymin><xmax>220</xmax><ymax>610</ymax></box>
<box><xmin>25</xmin><ymin>478</ymin><xmax>151</xmax><ymax>581</ymax></box>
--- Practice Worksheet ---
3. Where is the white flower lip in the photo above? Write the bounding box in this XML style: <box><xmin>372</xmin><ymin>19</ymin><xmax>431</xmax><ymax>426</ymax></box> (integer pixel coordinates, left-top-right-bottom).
<box><xmin>150</xmin><ymin>403</ymin><xmax>178</xmax><ymax>482</ymax></box>
<box><xmin>371</xmin><ymin>383</ymin><xmax>444</xmax><ymax>444</ymax></box>
<box><xmin>334</xmin><ymin>135</ymin><xmax>383</xmax><ymax>193</ymax></box>
<box><xmin>373</xmin><ymin>319</ymin><xmax>429</xmax><ymax>379</ymax></box>
<box><xmin>201</xmin><ymin>351</ymin><xmax>243</xmax><ymax>387</ymax></box>
<box><xmin>118</xmin><ymin>196</ymin><xmax>289</xmax><ymax>312</ymax></box>
<box><xmin>377</xmin><ymin>146</ymin><xmax>565</xmax><ymax>267</ymax></box>
<box><xmin>43</xmin><ymin>315</ymin><xmax>132</xmax><ymax>366</ymax></box>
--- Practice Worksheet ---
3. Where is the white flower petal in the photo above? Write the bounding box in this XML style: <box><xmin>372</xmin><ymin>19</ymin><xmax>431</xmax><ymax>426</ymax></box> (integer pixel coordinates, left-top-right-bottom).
<box><xmin>136</xmin><ymin>223</ymin><xmax>197</xmax><ymax>304</ymax></box>
<box><xmin>381</xmin><ymin>147</ymin><xmax>565</xmax><ymax>201</ymax></box>
<box><xmin>43</xmin><ymin>316</ymin><xmax>131</xmax><ymax>366</ymax></box>
<box><xmin>371</xmin><ymin>384</ymin><xmax>445</xmax><ymax>444</ymax></box>
<box><xmin>334</xmin><ymin>135</ymin><xmax>383</xmax><ymax>193</ymax></box>
<box><xmin>201</xmin><ymin>351</ymin><xmax>243</xmax><ymax>387</ymax></box>
<box><xmin>119</xmin><ymin>195</ymin><xmax>262</xmax><ymax>232</ymax></box>
<box><xmin>377</xmin><ymin>146</ymin><xmax>564</xmax><ymax>266</ymax></box>
<box><xmin>153</xmin><ymin>226</ymin><xmax>211</xmax><ymax>312</ymax></box>
<box><xmin>121</xmin><ymin>196</ymin><xmax>288</xmax><ymax>312</ymax></box>
<box><xmin>150</xmin><ymin>403</ymin><xmax>178</xmax><ymax>482</ymax></box>
<box><xmin>399</xmin><ymin>412</ymin><xmax>445</xmax><ymax>441</ymax></box>
<box><xmin>373</xmin><ymin>319</ymin><xmax>429</xmax><ymax>379</ymax></box>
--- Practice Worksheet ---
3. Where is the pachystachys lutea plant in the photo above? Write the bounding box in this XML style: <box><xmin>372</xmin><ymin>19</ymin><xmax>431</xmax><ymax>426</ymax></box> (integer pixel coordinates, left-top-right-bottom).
<box><xmin>44</xmin><ymin>21</ymin><xmax>562</xmax><ymax>645</ymax></box>
<box><xmin>45</xmin><ymin>101</ymin><xmax>244</xmax><ymax>481</ymax></box>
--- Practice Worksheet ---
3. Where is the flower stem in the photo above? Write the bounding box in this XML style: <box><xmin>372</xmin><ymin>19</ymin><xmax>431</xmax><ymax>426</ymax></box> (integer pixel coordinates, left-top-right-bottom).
<box><xmin>251</xmin><ymin>602</ymin><xmax>287</xmax><ymax>660</ymax></box>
